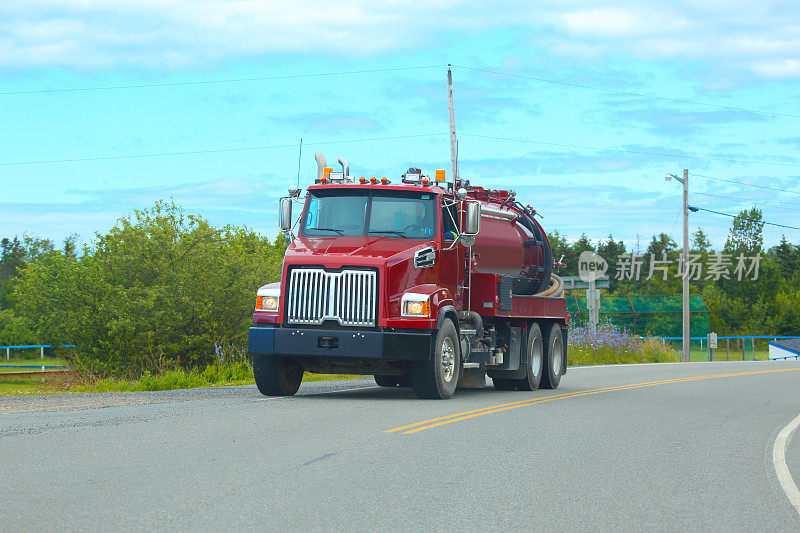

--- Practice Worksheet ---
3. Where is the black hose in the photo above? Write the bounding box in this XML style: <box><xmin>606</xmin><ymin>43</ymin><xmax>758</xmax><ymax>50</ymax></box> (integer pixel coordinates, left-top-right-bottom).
<box><xmin>512</xmin><ymin>201</ymin><xmax>552</xmax><ymax>293</ymax></box>
<box><xmin>458</xmin><ymin>311</ymin><xmax>484</xmax><ymax>338</ymax></box>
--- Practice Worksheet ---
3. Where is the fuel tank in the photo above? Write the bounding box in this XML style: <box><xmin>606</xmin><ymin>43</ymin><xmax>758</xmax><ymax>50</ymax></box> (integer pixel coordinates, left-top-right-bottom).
<box><xmin>471</xmin><ymin>201</ymin><xmax>552</xmax><ymax>294</ymax></box>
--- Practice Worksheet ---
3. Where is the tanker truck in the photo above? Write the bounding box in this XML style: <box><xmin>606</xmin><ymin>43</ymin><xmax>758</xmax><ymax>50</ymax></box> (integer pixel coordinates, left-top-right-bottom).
<box><xmin>247</xmin><ymin>158</ymin><xmax>569</xmax><ymax>399</ymax></box>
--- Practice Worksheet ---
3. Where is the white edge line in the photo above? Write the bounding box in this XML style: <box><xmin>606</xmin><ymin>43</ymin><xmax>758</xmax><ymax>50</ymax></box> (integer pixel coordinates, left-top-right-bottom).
<box><xmin>773</xmin><ymin>411</ymin><xmax>800</xmax><ymax>517</ymax></box>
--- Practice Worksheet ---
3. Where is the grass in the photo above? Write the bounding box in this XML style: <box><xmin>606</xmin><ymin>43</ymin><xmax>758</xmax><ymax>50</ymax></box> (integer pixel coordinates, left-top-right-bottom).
<box><xmin>569</xmin><ymin>322</ymin><xmax>681</xmax><ymax>366</ymax></box>
<box><xmin>688</xmin><ymin>349</ymin><xmax>769</xmax><ymax>362</ymax></box>
<box><xmin>0</xmin><ymin>358</ymin><xmax>365</xmax><ymax>396</ymax></box>
<box><xmin>0</xmin><ymin>379</ymin><xmax>51</xmax><ymax>396</ymax></box>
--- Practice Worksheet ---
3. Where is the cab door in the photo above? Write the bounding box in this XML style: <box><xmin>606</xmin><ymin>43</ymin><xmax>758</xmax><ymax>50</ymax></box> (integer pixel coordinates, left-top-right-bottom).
<box><xmin>439</xmin><ymin>200</ymin><xmax>465</xmax><ymax>308</ymax></box>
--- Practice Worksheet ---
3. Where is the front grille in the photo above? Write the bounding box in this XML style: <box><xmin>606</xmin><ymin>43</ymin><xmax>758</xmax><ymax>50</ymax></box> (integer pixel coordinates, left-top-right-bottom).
<box><xmin>286</xmin><ymin>268</ymin><xmax>377</xmax><ymax>327</ymax></box>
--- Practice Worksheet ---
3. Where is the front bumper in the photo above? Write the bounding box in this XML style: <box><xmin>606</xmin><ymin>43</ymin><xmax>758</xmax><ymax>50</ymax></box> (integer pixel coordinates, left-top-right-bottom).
<box><xmin>248</xmin><ymin>325</ymin><xmax>434</xmax><ymax>361</ymax></box>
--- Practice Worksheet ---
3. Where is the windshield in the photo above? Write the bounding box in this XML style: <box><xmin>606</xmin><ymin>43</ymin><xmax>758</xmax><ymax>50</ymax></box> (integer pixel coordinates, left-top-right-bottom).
<box><xmin>301</xmin><ymin>189</ymin><xmax>437</xmax><ymax>239</ymax></box>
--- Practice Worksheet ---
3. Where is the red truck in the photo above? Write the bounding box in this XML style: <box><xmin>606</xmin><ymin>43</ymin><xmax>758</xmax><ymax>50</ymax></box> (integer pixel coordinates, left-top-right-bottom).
<box><xmin>248</xmin><ymin>155</ymin><xmax>569</xmax><ymax>399</ymax></box>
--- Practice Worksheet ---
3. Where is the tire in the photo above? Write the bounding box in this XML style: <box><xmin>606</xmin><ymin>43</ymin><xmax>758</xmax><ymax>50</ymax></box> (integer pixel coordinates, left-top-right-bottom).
<box><xmin>397</xmin><ymin>374</ymin><xmax>413</xmax><ymax>388</ymax></box>
<box><xmin>540</xmin><ymin>323</ymin><xmax>564</xmax><ymax>390</ymax></box>
<box><xmin>374</xmin><ymin>375</ymin><xmax>399</xmax><ymax>387</ymax></box>
<box><xmin>253</xmin><ymin>355</ymin><xmax>303</xmax><ymax>396</ymax></box>
<box><xmin>516</xmin><ymin>322</ymin><xmax>544</xmax><ymax>391</ymax></box>
<box><xmin>411</xmin><ymin>318</ymin><xmax>460</xmax><ymax>399</ymax></box>
<box><xmin>492</xmin><ymin>377</ymin><xmax>516</xmax><ymax>391</ymax></box>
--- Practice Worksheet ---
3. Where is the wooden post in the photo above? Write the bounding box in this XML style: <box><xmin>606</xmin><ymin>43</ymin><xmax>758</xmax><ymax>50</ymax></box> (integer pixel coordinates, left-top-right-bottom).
<box><xmin>751</xmin><ymin>337</ymin><xmax>756</xmax><ymax>360</ymax></box>
<box><xmin>40</xmin><ymin>346</ymin><xmax>44</xmax><ymax>359</ymax></box>
<box><xmin>5</xmin><ymin>347</ymin><xmax>8</xmax><ymax>361</ymax></box>
<box><xmin>726</xmin><ymin>338</ymin><xmax>730</xmax><ymax>361</ymax></box>
<box><xmin>741</xmin><ymin>338</ymin><xmax>745</xmax><ymax>361</ymax></box>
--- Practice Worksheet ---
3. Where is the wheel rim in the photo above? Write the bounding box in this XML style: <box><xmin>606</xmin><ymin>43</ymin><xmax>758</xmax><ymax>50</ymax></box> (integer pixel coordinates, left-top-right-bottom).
<box><xmin>441</xmin><ymin>337</ymin><xmax>456</xmax><ymax>383</ymax></box>
<box><xmin>551</xmin><ymin>335</ymin><xmax>562</xmax><ymax>375</ymax></box>
<box><xmin>531</xmin><ymin>335</ymin><xmax>543</xmax><ymax>378</ymax></box>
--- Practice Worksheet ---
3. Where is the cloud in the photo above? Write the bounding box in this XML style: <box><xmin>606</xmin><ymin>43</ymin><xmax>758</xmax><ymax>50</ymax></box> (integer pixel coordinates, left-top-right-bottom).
<box><xmin>610</xmin><ymin>107</ymin><xmax>767</xmax><ymax>137</ymax></box>
<box><xmin>279</xmin><ymin>112</ymin><xmax>384</xmax><ymax>135</ymax></box>
<box><xmin>2</xmin><ymin>1</ymin><xmax>799</xmax><ymax>79</ymax></box>
<box><xmin>0</xmin><ymin>176</ymin><xmax>285</xmax><ymax>244</ymax></box>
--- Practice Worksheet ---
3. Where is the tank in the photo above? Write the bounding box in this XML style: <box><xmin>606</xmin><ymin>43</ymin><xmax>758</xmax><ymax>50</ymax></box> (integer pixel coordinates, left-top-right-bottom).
<box><xmin>469</xmin><ymin>190</ymin><xmax>552</xmax><ymax>294</ymax></box>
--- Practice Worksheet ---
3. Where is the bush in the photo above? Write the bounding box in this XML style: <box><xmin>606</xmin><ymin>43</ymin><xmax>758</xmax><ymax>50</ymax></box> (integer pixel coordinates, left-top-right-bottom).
<box><xmin>14</xmin><ymin>201</ymin><xmax>286</xmax><ymax>378</ymax></box>
<box><xmin>569</xmin><ymin>321</ymin><xmax>680</xmax><ymax>365</ymax></box>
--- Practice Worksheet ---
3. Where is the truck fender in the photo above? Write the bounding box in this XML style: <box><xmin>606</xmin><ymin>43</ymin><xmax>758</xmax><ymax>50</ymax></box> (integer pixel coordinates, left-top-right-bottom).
<box><xmin>436</xmin><ymin>305</ymin><xmax>460</xmax><ymax>363</ymax></box>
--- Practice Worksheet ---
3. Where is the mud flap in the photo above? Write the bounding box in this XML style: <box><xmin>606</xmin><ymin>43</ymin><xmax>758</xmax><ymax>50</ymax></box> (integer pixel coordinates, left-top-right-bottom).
<box><xmin>457</xmin><ymin>368</ymin><xmax>487</xmax><ymax>389</ymax></box>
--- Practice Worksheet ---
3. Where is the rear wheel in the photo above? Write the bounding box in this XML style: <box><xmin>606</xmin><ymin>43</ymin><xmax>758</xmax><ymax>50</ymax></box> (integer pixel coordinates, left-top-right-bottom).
<box><xmin>540</xmin><ymin>324</ymin><xmax>563</xmax><ymax>390</ymax></box>
<box><xmin>253</xmin><ymin>355</ymin><xmax>303</xmax><ymax>396</ymax></box>
<box><xmin>516</xmin><ymin>322</ymin><xmax>544</xmax><ymax>391</ymax></box>
<box><xmin>412</xmin><ymin>318</ymin><xmax>460</xmax><ymax>399</ymax></box>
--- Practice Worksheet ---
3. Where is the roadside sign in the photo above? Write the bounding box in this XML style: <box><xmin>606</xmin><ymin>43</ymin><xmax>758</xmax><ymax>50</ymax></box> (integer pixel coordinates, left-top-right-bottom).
<box><xmin>561</xmin><ymin>276</ymin><xmax>610</xmax><ymax>290</ymax></box>
<box><xmin>708</xmin><ymin>333</ymin><xmax>718</xmax><ymax>349</ymax></box>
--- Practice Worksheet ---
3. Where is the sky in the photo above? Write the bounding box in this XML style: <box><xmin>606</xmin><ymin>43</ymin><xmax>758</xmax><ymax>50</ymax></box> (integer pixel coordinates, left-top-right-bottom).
<box><xmin>1</xmin><ymin>0</ymin><xmax>799</xmax><ymax>251</ymax></box>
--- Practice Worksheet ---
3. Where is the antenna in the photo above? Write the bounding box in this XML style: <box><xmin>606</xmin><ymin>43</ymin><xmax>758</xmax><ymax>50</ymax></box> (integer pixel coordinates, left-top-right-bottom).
<box><xmin>447</xmin><ymin>64</ymin><xmax>459</xmax><ymax>188</ymax></box>
<box><xmin>296</xmin><ymin>138</ymin><xmax>303</xmax><ymax>188</ymax></box>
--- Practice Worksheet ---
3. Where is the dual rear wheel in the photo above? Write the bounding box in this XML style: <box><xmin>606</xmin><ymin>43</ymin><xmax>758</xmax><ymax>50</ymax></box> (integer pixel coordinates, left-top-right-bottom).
<box><xmin>493</xmin><ymin>322</ymin><xmax>563</xmax><ymax>392</ymax></box>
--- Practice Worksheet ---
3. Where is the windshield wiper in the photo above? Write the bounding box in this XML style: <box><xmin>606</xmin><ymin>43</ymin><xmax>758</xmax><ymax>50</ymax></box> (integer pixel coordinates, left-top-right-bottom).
<box><xmin>312</xmin><ymin>227</ymin><xmax>344</xmax><ymax>235</ymax></box>
<box><xmin>369</xmin><ymin>230</ymin><xmax>409</xmax><ymax>238</ymax></box>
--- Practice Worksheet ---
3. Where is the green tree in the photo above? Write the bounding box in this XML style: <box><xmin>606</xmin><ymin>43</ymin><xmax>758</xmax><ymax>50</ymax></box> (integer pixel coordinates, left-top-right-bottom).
<box><xmin>724</xmin><ymin>207</ymin><xmax>764</xmax><ymax>256</ymax></box>
<box><xmin>691</xmin><ymin>228</ymin><xmax>712</xmax><ymax>253</ymax></box>
<box><xmin>646</xmin><ymin>233</ymin><xmax>677</xmax><ymax>257</ymax></box>
<box><xmin>771</xmin><ymin>236</ymin><xmax>800</xmax><ymax>282</ymax></box>
<box><xmin>596</xmin><ymin>234</ymin><xmax>627</xmax><ymax>292</ymax></box>
<box><xmin>14</xmin><ymin>201</ymin><xmax>285</xmax><ymax>377</ymax></box>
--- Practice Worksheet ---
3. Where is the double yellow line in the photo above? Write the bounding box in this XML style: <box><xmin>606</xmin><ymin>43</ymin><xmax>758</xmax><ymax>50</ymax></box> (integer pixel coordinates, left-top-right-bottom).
<box><xmin>385</xmin><ymin>367</ymin><xmax>800</xmax><ymax>435</ymax></box>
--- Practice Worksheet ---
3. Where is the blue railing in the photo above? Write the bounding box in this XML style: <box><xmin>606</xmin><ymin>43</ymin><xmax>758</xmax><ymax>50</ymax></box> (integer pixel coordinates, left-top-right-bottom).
<box><xmin>1</xmin><ymin>344</ymin><xmax>75</xmax><ymax>361</ymax></box>
<box><xmin>642</xmin><ymin>335</ymin><xmax>800</xmax><ymax>362</ymax></box>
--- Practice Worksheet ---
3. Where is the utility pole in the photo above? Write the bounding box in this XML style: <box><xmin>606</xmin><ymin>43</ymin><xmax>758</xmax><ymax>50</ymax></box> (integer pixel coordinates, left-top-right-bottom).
<box><xmin>682</xmin><ymin>168</ymin><xmax>690</xmax><ymax>362</ymax></box>
<box><xmin>666</xmin><ymin>169</ymin><xmax>690</xmax><ymax>362</ymax></box>
<box><xmin>446</xmin><ymin>65</ymin><xmax>459</xmax><ymax>187</ymax></box>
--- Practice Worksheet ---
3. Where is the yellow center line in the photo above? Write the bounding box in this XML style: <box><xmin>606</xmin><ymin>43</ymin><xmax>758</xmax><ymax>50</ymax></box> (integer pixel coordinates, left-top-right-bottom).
<box><xmin>386</xmin><ymin>367</ymin><xmax>800</xmax><ymax>435</ymax></box>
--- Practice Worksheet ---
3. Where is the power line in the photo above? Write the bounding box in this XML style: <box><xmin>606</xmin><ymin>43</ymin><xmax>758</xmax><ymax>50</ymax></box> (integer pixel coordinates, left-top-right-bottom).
<box><xmin>691</xmin><ymin>206</ymin><xmax>800</xmax><ymax>231</ymax></box>
<box><xmin>5</xmin><ymin>62</ymin><xmax>797</xmax><ymax>125</ymax></box>
<box><xmin>458</xmin><ymin>133</ymin><xmax>800</xmax><ymax>169</ymax></box>
<box><xmin>0</xmin><ymin>65</ymin><xmax>441</xmax><ymax>95</ymax></box>
<box><xmin>0</xmin><ymin>133</ymin><xmax>448</xmax><ymax>166</ymax></box>
<box><xmin>693</xmin><ymin>173</ymin><xmax>800</xmax><ymax>196</ymax></box>
<box><xmin>451</xmin><ymin>65</ymin><xmax>800</xmax><ymax>120</ymax></box>
<box><xmin>4</xmin><ymin>131</ymin><xmax>798</xmax><ymax>169</ymax></box>
<box><xmin>692</xmin><ymin>191</ymin><xmax>800</xmax><ymax>213</ymax></box>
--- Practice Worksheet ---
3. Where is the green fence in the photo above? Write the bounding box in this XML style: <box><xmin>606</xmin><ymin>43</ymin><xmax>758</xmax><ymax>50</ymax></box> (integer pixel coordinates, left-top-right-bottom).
<box><xmin>566</xmin><ymin>294</ymin><xmax>710</xmax><ymax>338</ymax></box>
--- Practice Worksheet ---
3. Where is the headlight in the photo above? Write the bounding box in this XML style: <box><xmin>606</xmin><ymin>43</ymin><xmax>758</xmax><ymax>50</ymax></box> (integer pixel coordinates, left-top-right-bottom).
<box><xmin>256</xmin><ymin>287</ymin><xmax>280</xmax><ymax>312</ymax></box>
<box><xmin>401</xmin><ymin>292</ymin><xmax>430</xmax><ymax>317</ymax></box>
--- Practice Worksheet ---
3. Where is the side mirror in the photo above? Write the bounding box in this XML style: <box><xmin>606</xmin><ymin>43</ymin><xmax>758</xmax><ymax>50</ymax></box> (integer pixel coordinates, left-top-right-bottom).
<box><xmin>463</xmin><ymin>201</ymin><xmax>481</xmax><ymax>236</ymax></box>
<box><xmin>279</xmin><ymin>197</ymin><xmax>293</xmax><ymax>232</ymax></box>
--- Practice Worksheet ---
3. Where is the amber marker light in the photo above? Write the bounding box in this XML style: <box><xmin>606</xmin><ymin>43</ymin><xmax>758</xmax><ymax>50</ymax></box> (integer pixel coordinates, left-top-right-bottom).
<box><xmin>370</xmin><ymin>177</ymin><xmax>377</xmax><ymax>184</ymax></box>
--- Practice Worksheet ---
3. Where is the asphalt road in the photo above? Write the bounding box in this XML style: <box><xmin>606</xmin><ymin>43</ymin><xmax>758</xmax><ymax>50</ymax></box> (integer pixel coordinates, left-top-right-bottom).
<box><xmin>2</xmin><ymin>360</ymin><xmax>800</xmax><ymax>531</ymax></box>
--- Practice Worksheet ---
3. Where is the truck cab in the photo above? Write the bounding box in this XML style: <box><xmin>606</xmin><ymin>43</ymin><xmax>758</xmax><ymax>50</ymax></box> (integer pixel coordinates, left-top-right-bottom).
<box><xmin>248</xmin><ymin>156</ymin><xmax>568</xmax><ymax>399</ymax></box>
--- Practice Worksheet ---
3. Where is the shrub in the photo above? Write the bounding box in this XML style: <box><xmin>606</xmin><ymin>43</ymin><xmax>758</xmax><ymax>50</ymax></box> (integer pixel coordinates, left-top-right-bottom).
<box><xmin>14</xmin><ymin>201</ymin><xmax>286</xmax><ymax>378</ymax></box>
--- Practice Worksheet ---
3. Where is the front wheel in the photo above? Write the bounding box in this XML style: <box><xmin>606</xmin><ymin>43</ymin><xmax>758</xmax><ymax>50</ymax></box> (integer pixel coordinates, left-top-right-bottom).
<box><xmin>411</xmin><ymin>318</ymin><xmax>460</xmax><ymax>399</ymax></box>
<box><xmin>253</xmin><ymin>355</ymin><xmax>303</xmax><ymax>396</ymax></box>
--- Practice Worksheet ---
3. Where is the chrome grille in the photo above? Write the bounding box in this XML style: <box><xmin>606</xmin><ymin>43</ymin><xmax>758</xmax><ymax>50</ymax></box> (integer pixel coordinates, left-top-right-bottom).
<box><xmin>287</xmin><ymin>268</ymin><xmax>377</xmax><ymax>327</ymax></box>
